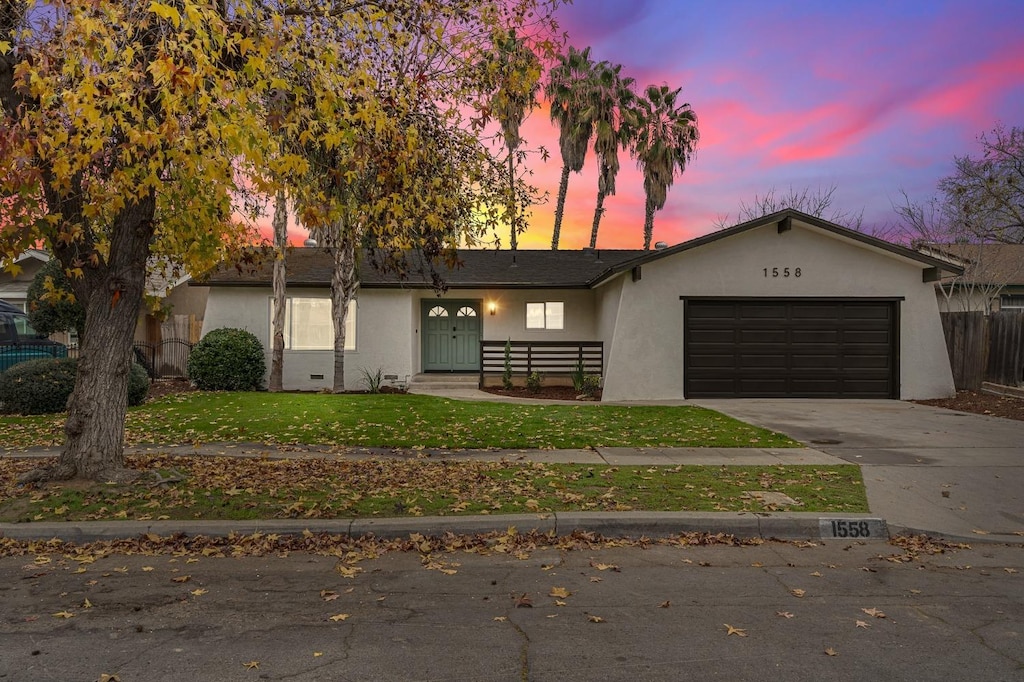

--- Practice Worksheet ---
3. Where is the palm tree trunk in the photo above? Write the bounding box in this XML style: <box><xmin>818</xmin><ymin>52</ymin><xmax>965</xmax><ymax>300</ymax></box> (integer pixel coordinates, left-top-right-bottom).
<box><xmin>643</xmin><ymin>198</ymin><xmax>657</xmax><ymax>250</ymax></box>
<box><xmin>590</xmin><ymin>188</ymin><xmax>606</xmax><ymax>249</ymax></box>
<box><xmin>268</xmin><ymin>190</ymin><xmax>287</xmax><ymax>392</ymax></box>
<box><xmin>551</xmin><ymin>164</ymin><xmax>571</xmax><ymax>250</ymax></box>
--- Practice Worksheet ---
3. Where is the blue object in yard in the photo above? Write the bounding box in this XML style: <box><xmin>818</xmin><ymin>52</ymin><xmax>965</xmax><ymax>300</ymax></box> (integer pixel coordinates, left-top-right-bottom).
<box><xmin>0</xmin><ymin>299</ymin><xmax>68</xmax><ymax>371</ymax></box>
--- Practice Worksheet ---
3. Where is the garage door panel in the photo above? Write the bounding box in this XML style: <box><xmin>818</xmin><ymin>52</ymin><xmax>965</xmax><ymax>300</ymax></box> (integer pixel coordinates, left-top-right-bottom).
<box><xmin>689</xmin><ymin>329</ymin><xmax>736</xmax><ymax>343</ymax></box>
<box><xmin>684</xmin><ymin>299</ymin><xmax>896</xmax><ymax>398</ymax></box>
<box><xmin>687</xmin><ymin>353</ymin><xmax>738</xmax><ymax>369</ymax></box>
<box><xmin>739</xmin><ymin>353</ymin><xmax>787</xmax><ymax>368</ymax></box>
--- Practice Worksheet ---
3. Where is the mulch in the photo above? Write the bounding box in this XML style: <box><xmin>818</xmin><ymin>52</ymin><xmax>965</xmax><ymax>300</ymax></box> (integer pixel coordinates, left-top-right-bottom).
<box><xmin>913</xmin><ymin>390</ymin><xmax>1024</xmax><ymax>422</ymax></box>
<box><xmin>479</xmin><ymin>385</ymin><xmax>601</xmax><ymax>401</ymax></box>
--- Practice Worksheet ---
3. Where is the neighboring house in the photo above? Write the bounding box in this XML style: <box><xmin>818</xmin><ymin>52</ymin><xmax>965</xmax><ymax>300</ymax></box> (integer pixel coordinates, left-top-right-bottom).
<box><xmin>0</xmin><ymin>249</ymin><xmax>50</xmax><ymax>312</ymax></box>
<box><xmin>918</xmin><ymin>243</ymin><xmax>1024</xmax><ymax>314</ymax></box>
<box><xmin>136</xmin><ymin>260</ymin><xmax>208</xmax><ymax>346</ymax></box>
<box><xmin>198</xmin><ymin>209</ymin><xmax>960</xmax><ymax>400</ymax></box>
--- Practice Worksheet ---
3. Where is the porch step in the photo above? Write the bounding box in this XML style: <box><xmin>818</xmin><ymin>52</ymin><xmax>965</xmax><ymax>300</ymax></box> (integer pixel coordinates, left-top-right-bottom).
<box><xmin>407</xmin><ymin>373</ymin><xmax>479</xmax><ymax>391</ymax></box>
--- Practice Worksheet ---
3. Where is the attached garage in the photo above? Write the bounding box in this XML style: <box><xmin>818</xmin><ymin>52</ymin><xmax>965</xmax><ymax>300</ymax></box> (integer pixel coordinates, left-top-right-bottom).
<box><xmin>683</xmin><ymin>298</ymin><xmax>898</xmax><ymax>398</ymax></box>
<box><xmin>593</xmin><ymin>209</ymin><xmax>962</xmax><ymax>402</ymax></box>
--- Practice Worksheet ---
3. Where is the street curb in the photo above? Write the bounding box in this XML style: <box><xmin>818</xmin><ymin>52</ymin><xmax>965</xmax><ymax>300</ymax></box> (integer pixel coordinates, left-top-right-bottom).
<box><xmin>885</xmin><ymin>522</ymin><xmax>1024</xmax><ymax>546</ymax></box>
<box><xmin>0</xmin><ymin>512</ymin><xmax>890</xmax><ymax>544</ymax></box>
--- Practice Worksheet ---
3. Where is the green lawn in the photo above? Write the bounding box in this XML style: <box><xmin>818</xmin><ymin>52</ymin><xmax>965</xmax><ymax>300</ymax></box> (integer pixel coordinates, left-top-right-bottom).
<box><xmin>0</xmin><ymin>455</ymin><xmax>867</xmax><ymax>522</ymax></box>
<box><xmin>0</xmin><ymin>392</ymin><xmax>800</xmax><ymax>450</ymax></box>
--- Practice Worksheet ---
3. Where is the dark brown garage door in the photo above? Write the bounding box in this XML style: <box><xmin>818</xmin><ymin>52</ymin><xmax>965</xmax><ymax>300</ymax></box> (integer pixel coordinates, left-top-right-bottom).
<box><xmin>684</xmin><ymin>299</ymin><xmax>898</xmax><ymax>398</ymax></box>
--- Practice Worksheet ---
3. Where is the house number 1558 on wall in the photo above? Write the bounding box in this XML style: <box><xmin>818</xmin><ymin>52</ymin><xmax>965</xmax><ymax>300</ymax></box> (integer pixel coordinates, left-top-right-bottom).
<box><xmin>763</xmin><ymin>267</ymin><xmax>801</xmax><ymax>278</ymax></box>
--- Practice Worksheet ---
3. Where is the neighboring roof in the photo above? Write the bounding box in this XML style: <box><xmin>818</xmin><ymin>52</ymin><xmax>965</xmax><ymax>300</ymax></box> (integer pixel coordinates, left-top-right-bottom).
<box><xmin>917</xmin><ymin>243</ymin><xmax>1024</xmax><ymax>285</ymax></box>
<box><xmin>591</xmin><ymin>208</ymin><xmax>963</xmax><ymax>286</ymax></box>
<box><xmin>199</xmin><ymin>248</ymin><xmax>648</xmax><ymax>289</ymax></box>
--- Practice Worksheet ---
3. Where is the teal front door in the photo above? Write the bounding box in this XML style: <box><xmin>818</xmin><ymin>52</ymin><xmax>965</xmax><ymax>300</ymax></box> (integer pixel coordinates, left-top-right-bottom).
<box><xmin>422</xmin><ymin>301</ymin><xmax>481</xmax><ymax>372</ymax></box>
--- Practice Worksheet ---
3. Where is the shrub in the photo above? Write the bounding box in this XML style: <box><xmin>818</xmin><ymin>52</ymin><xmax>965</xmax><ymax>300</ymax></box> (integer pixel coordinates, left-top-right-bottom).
<box><xmin>188</xmin><ymin>328</ymin><xmax>265</xmax><ymax>391</ymax></box>
<box><xmin>359</xmin><ymin>366</ymin><xmax>384</xmax><ymax>393</ymax></box>
<box><xmin>570</xmin><ymin>360</ymin><xmax>586</xmax><ymax>393</ymax></box>
<box><xmin>580</xmin><ymin>374</ymin><xmax>602</xmax><ymax>397</ymax></box>
<box><xmin>127</xmin><ymin>362</ymin><xmax>150</xmax><ymax>406</ymax></box>
<box><xmin>526</xmin><ymin>371</ymin><xmax>543</xmax><ymax>393</ymax></box>
<box><xmin>0</xmin><ymin>357</ymin><xmax>149</xmax><ymax>414</ymax></box>
<box><xmin>502</xmin><ymin>338</ymin><xmax>513</xmax><ymax>390</ymax></box>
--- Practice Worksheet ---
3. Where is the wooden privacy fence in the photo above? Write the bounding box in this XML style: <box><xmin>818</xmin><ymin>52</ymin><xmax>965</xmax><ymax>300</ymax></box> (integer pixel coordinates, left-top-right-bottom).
<box><xmin>940</xmin><ymin>311</ymin><xmax>1024</xmax><ymax>390</ymax></box>
<box><xmin>479</xmin><ymin>340</ymin><xmax>603</xmax><ymax>386</ymax></box>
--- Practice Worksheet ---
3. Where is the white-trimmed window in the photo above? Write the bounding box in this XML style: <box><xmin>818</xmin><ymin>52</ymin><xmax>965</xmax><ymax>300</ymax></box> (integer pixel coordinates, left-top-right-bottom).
<box><xmin>526</xmin><ymin>301</ymin><xmax>564</xmax><ymax>330</ymax></box>
<box><xmin>270</xmin><ymin>297</ymin><xmax>356</xmax><ymax>350</ymax></box>
<box><xmin>1001</xmin><ymin>294</ymin><xmax>1024</xmax><ymax>310</ymax></box>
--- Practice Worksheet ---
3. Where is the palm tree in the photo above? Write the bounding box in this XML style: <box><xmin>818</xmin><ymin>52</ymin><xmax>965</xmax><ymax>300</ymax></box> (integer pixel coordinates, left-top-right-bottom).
<box><xmin>490</xmin><ymin>31</ymin><xmax>541</xmax><ymax>251</ymax></box>
<box><xmin>634</xmin><ymin>84</ymin><xmax>699</xmax><ymax>249</ymax></box>
<box><xmin>587</xmin><ymin>62</ymin><xmax>636</xmax><ymax>249</ymax></box>
<box><xmin>545</xmin><ymin>45</ymin><xmax>597</xmax><ymax>250</ymax></box>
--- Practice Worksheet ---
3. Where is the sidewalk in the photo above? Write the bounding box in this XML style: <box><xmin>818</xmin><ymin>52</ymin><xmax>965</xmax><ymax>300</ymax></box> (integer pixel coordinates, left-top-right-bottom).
<box><xmin>4</xmin><ymin>391</ymin><xmax>1022</xmax><ymax>546</ymax></box>
<box><xmin>0</xmin><ymin>440</ymin><xmax>883</xmax><ymax>544</ymax></box>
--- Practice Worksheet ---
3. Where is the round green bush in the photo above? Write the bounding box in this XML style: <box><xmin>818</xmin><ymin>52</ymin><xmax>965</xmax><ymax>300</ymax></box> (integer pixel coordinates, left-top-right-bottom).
<box><xmin>188</xmin><ymin>328</ymin><xmax>265</xmax><ymax>391</ymax></box>
<box><xmin>0</xmin><ymin>358</ymin><xmax>150</xmax><ymax>414</ymax></box>
<box><xmin>127</xmin><ymin>362</ymin><xmax>150</xmax><ymax>407</ymax></box>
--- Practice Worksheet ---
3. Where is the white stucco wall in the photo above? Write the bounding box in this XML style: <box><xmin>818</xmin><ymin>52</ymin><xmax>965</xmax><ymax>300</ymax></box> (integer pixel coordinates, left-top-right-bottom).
<box><xmin>410</xmin><ymin>288</ymin><xmax>599</xmax><ymax>373</ymax></box>
<box><xmin>201</xmin><ymin>287</ymin><xmax>415</xmax><ymax>391</ymax></box>
<box><xmin>600</xmin><ymin>221</ymin><xmax>955</xmax><ymax>401</ymax></box>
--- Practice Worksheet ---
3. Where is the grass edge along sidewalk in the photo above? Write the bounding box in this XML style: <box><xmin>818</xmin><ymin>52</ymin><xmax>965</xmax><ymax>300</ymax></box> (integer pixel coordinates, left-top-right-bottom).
<box><xmin>0</xmin><ymin>392</ymin><xmax>800</xmax><ymax>450</ymax></box>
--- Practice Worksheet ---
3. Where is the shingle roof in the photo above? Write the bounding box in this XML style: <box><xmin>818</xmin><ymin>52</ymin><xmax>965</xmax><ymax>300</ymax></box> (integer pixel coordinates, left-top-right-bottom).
<box><xmin>590</xmin><ymin>209</ymin><xmax>963</xmax><ymax>285</ymax></box>
<box><xmin>198</xmin><ymin>248</ymin><xmax>648</xmax><ymax>289</ymax></box>
<box><xmin>921</xmin><ymin>243</ymin><xmax>1024</xmax><ymax>285</ymax></box>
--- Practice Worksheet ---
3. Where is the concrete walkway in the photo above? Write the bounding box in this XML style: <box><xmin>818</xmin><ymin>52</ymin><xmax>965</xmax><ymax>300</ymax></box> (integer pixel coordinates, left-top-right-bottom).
<box><xmin>2</xmin><ymin>392</ymin><xmax>1021</xmax><ymax>545</ymax></box>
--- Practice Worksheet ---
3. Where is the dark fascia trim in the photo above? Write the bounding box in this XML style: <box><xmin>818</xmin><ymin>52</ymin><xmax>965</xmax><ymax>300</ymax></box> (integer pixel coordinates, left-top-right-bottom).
<box><xmin>922</xmin><ymin>267</ymin><xmax>942</xmax><ymax>283</ymax></box>
<box><xmin>201</xmin><ymin>280</ymin><xmax>592</xmax><ymax>290</ymax></box>
<box><xmin>678</xmin><ymin>295</ymin><xmax>907</xmax><ymax>302</ymax></box>
<box><xmin>590</xmin><ymin>208</ymin><xmax>965</xmax><ymax>287</ymax></box>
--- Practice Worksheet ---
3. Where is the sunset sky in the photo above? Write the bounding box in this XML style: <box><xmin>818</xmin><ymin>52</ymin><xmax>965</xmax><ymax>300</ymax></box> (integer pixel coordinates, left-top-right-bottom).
<box><xmin>289</xmin><ymin>0</ymin><xmax>1024</xmax><ymax>250</ymax></box>
<box><xmin>519</xmin><ymin>0</ymin><xmax>1024</xmax><ymax>249</ymax></box>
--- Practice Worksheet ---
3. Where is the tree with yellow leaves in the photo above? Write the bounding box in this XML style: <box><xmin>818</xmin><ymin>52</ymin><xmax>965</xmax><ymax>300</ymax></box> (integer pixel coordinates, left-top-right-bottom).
<box><xmin>0</xmin><ymin>0</ymin><xmax>565</xmax><ymax>481</ymax></box>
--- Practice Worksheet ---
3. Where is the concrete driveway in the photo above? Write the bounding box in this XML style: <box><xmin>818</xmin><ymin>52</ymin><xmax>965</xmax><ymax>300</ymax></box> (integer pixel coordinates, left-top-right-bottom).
<box><xmin>693</xmin><ymin>399</ymin><xmax>1024</xmax><ymax>542</ymax></box>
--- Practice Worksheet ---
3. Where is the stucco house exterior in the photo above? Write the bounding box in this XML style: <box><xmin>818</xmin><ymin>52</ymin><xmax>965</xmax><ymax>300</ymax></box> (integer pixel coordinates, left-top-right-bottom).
<box><xmin>198</xmin><ymin>209</ymin><xmax>960</xmax><ymax>400</ymax></box>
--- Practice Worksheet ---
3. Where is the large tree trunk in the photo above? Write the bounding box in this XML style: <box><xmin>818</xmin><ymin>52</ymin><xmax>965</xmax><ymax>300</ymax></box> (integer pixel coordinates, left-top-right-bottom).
<box><xmin>590</xmin><ymin>189</ymin><xmax>607</xmax><ymax>249</ymax></box>
<box><xmin>643</xmin><ymin>198</ymin><xmax>656</xmax><ymax>250</ymax></box>
<box><xmin>329</xmin><ymin>223</ymin><xmax>358</xmax><ymax>393</ymax></box>
<box><xmin>551</xmin><ymin>164</ymin><xmax>571</xmax><ymax>250</ymax></box>
<box><xmin>25</xmin><ymin>196</ymin><xmax>157</xmax><ymax>483</ymax></box>
<box><xmin>268</xmin><ymin>190</ymin><xmax>288</xmax><ymax>392</ymax></box>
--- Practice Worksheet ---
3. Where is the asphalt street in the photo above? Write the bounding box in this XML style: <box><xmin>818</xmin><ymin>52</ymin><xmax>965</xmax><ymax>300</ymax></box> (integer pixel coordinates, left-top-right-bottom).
<box><xmin>1</xmin><ymin>539</ymin><xmax>1021</xmax><ymax>681</ymax></box>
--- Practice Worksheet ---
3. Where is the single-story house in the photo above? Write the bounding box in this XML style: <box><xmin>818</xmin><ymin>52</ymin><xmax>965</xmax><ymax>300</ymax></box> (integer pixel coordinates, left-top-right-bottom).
<box><xmin>197</xmin><ymin>209</ymin><xmax>960</xmax><ymax>400</ymax></box>
<box><xmin>0</xmin><ymin>249</ymin><xmax>50</xmax><ymax>312</ymax></box>
<box><xmin>918</xmin><ymin>243</ymin><xmax>1024</xmax><ymax>313</ymax></box>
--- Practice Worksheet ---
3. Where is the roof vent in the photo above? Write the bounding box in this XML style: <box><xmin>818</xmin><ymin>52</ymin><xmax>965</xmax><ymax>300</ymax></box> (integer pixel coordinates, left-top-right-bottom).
<box><xmin>303</xmin><ymin>238</ymin><xmax>317</xmax><ymax>247</ymax></box>
<box><xmin>654</xmin><ymin>241</ymin><xmax>669</xmax><ymax>250</ymax></box>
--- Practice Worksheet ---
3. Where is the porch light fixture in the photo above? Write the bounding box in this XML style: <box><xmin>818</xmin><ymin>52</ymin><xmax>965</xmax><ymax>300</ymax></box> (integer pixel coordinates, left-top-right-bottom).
<box><xmin>488</xmin><ymin>301</ymin><xmax>497</xmax><ymax>316</ymax></box>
